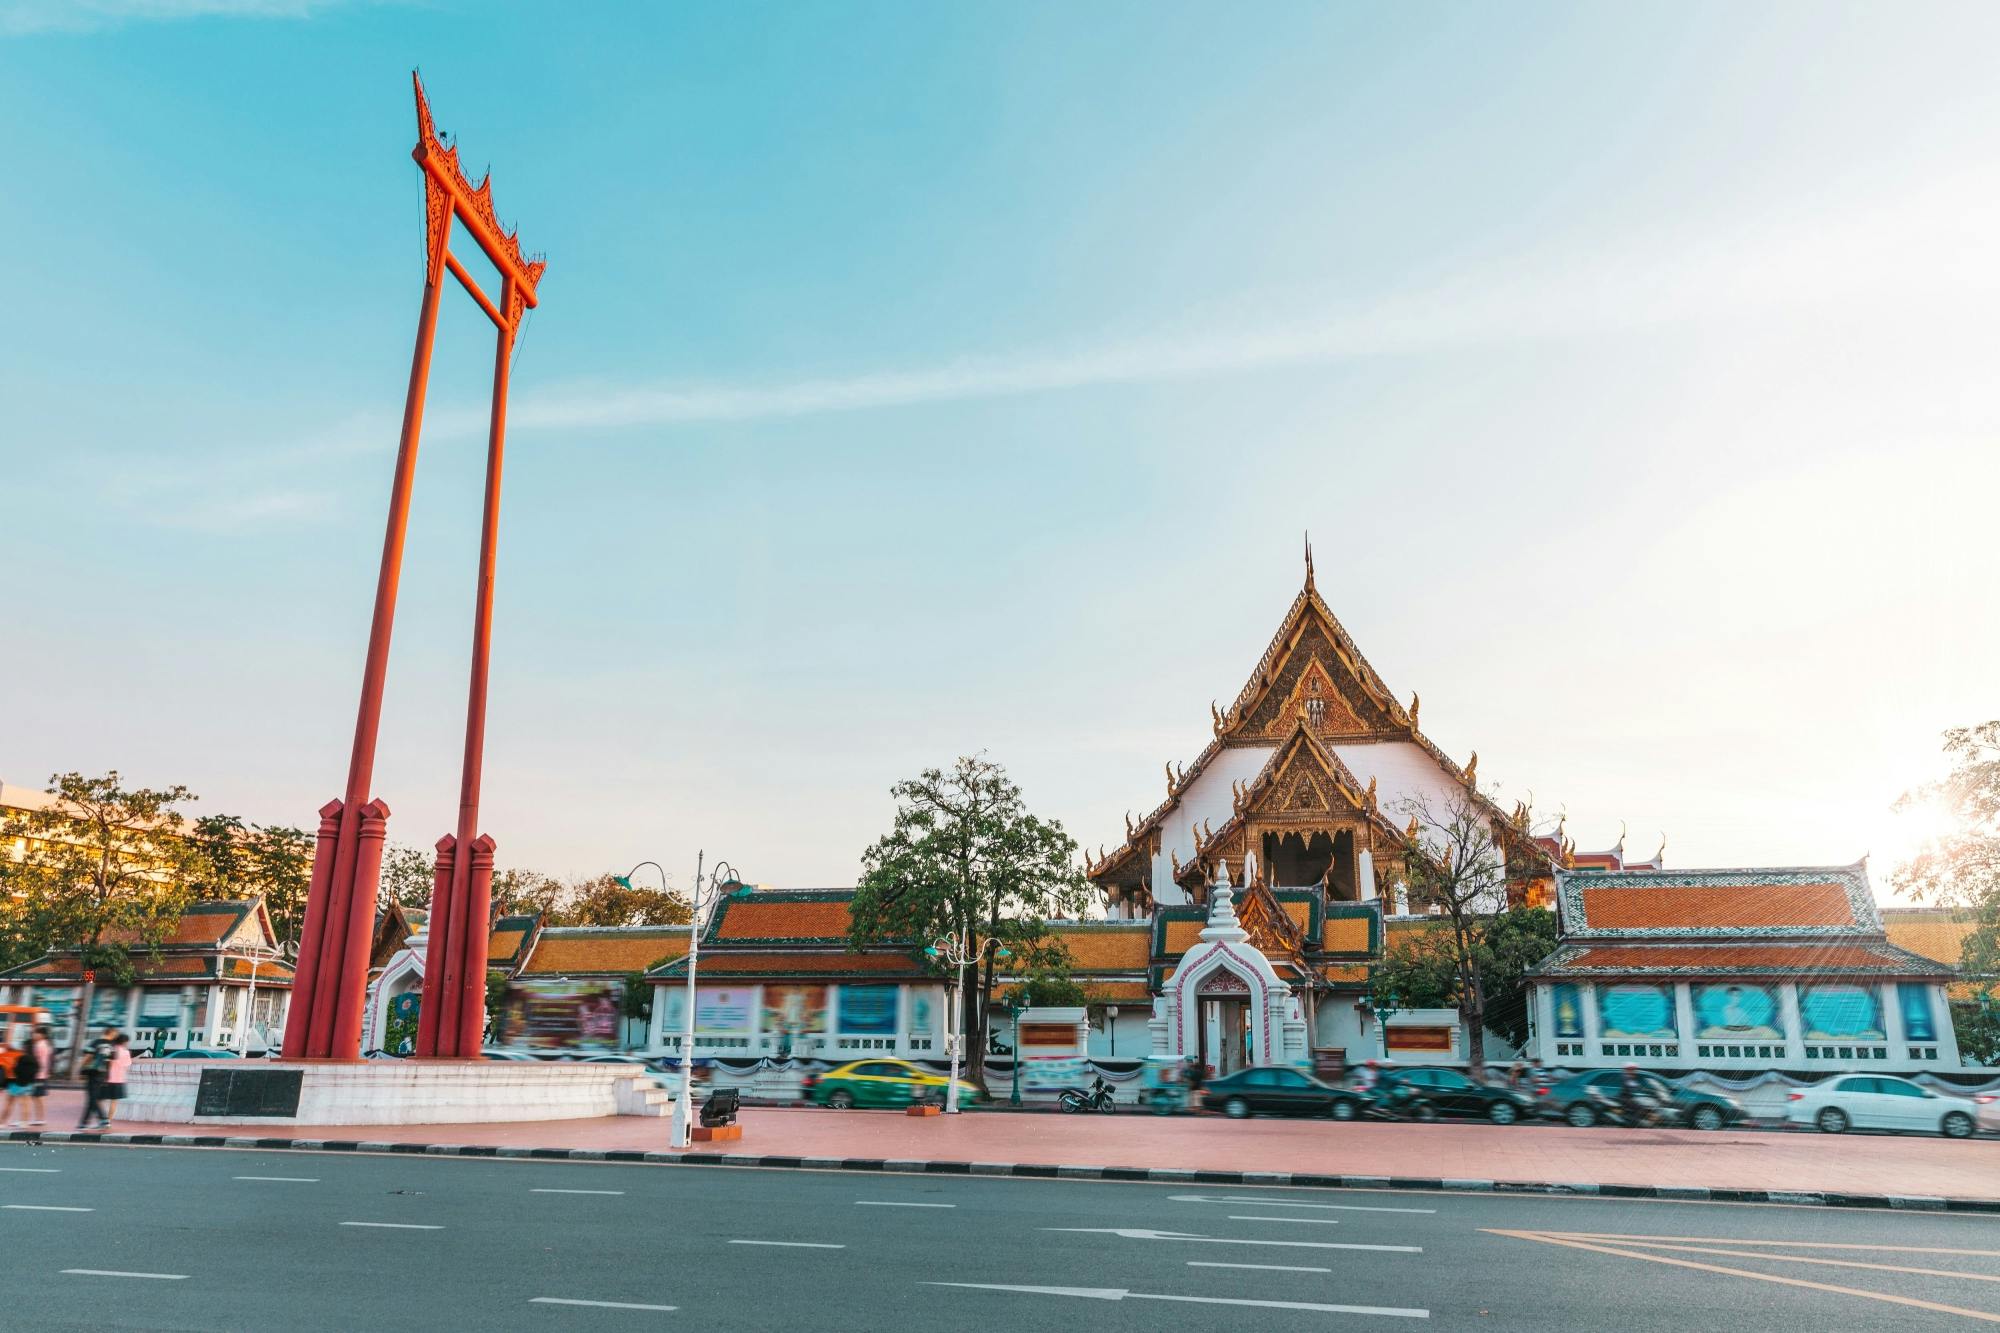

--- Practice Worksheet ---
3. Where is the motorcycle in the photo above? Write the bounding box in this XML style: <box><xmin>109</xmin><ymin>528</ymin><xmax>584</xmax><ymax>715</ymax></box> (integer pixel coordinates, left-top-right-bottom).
<box><xmin>1355</xmin><ymin>1080</ymin><xmax>1438</xmax><ymax>1123</ymax></box>
<box><xmin>1059</xmin><ymin>1075</ymin><xmax>1117</xmax><ymax>1114</ymax></box>
<box><xmin>1583</xmin><ymin>1085</ymin><xmax>1680</xmax><ymax>1128</ymax></box>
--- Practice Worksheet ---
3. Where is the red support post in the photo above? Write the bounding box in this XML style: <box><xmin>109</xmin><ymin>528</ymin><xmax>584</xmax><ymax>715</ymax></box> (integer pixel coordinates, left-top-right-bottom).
<box><xmin>282</xmin><ymin>799</ymin><xmax>344</xmax><ymax>1059</ymax></box>
<box><xmin>330</xmin><ymin>799</ymin><xmax>392</xmax><ymax>1058</ymax></box>
<box><xmin>414</xmin><ymin>835</ymin><xmax>456</xmax><ymax>1057</ymax></box>
<box><xmin>456</xmin><ymin>834</ymin><xmax>498</xmax><ymax>1056</ymax></box>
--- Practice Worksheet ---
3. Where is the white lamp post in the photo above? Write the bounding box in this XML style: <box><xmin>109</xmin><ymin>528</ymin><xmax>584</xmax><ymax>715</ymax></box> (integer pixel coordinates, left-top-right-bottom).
<box><xmin>619</xmin><ymin>853</ymin><xmax>743</xmax><ymax>1149</ymax></box>
<box><xmin>925</xmin><ymin>934</ymin><xmax>1008</xmax><ymax>1114</ymax></box>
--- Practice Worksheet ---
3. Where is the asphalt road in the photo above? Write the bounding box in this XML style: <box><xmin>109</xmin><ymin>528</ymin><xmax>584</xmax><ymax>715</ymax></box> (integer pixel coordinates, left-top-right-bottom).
<box><xmin>0</xmin><ymin>1143</ymin><xmax>1997</xmax><ymax>1331</ymax></box>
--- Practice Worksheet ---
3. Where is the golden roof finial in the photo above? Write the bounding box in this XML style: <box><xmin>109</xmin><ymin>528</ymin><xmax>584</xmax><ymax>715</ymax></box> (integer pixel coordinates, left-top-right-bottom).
<box><xmin>1212</xmin><ymin>699</ymin><xmax>1225</xmax><ymax>736</ymax></box>
<box><xmin>1124</xmin><ymin>810</ymin><xmax>1135</xmax><ymax>839</ymax></box>
<box><xmin>1405</xmin><ymin>815</ymin><xmax>1421</xmax><ymax>841</ymax></box>
<box><xmin>1304</xmin><ymin>531</ymin><xmax>1315</xmax><ymax>592</ymax></box>
<box><xmin>1464</xmin><ymin>751</ymin><xmax>1479</xmax><ymax>789</ymax></box>
<box><xmin>1366</xmin><ymin>774</ymin><xmax>1378</xmax><ymax>810</ymax></box>
<box><xmin>1164</xmin><ymin>761</ymin><xmax>1177</xmax><ymax>798</ymax></box>
<box><xmin>1409</xmin><ymin>692</ymin><xmax>1421</xmax><ymax>729</ymax></box>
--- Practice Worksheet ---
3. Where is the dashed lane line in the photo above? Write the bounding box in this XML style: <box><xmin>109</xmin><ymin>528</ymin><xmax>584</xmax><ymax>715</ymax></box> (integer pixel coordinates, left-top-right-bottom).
<box><xmin>235</xmin><ymin>1176</ymin><xmax>318</xmax><ymax>1183</ymax></box>
<box><xmin>0</xmin><ymin>1167</ymin><xmax>60</xmax><ymax>1173</ymax></box>
<box><xmin>926</xmin><ymin>1281</ymin><xmax>1428</xmax><ymax>1319</ymax></box>
<box><xmin>4</xmin><ymin>1205</ymin><xmax>90</xmax><ymax>1212</ymax></box>
<box><xmin>1542</xmin><ymin>1232</ymin><xmax>2000</xmax><ymax>1258</ymax></box>
<box><xmin>341</xmin><ymin>1222</ymin><xmax>443</xmax><ymax>1230</ymax></box>
<box><xmin>1228</xmin><ymin>1215</ymin><xmax>1341</xmax><ymax>1225</ymax></box>
<box><xmin>1169</xmin><ymin>1194</ymin><xmax>1434</xmax><ymax>1214</ymax></box>
<box><xmin>728</xmin><ymin>1240</ymin><xmax>845</xmax><ymax>1249</ymax></box>
<box><xmin>1488</xmin><ymin>1230</ymin><xmax>2000</xmax><ymax>1326</ymax></box>
<box><xmin>1043</xmin><ymin>1226</ymin><xmax>1419</xmax><ymax>1254</ymax></box>
<box><xmin>1187</xmin><ymin>1261</ymin><xmax>1333</xmax><ymax>1273</ymax></box>
<box><xmin>62</xmin><ymin>1270</ymin><xmax>187</xmax><ymax>1281</ymax></box>
<box><xmin>855</xmin><ymin>1201</ymin><xmax>955</xmax><ymax>1208</ymax></box>
<box><xmin>531</xmin><ymin>1298</ymin><xmax>678</xmax><ymax>1311</ymax></box>
<box><xmin>532</xmin><ymin>1188</ymin><xmax>626</xmax><ymax>1195</ymax></box>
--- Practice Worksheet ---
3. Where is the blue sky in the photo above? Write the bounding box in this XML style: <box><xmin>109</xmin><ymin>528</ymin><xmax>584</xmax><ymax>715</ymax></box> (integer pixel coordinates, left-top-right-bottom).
<box><xmin>4</xmin><ymin>2</ymin><xmax>1997</xmax><ymax>893</ymax></box>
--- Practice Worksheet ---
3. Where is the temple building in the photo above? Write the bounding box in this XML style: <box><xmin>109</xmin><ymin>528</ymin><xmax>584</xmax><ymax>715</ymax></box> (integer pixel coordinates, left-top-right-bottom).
<box><xmin>1525</xmin><ymin>862</ymin><xmax>1961</xmax><ymax>1073</ymax></box>
<box><xmin>1080</xmin><ymin>551</ymin><xmax>1555</xmax><ymax>1073</ymax></box>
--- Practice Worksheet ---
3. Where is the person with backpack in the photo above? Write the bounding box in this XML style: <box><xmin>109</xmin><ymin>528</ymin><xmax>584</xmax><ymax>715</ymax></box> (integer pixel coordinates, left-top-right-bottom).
<box><xmin>4</xmin><ymin>1037</ymin><xmax>40</xmax><ymax>1128</ymax></box>
<box><xmin>77</xmin><ymin>1027</ymin><xmax>117</xmax><ymax>1131</ymax></box>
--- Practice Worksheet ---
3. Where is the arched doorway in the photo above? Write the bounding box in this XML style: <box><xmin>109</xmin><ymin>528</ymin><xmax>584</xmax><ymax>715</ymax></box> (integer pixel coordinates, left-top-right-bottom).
<box><xmin>1195</xmin><ymin>969</ymin><xmax>1254</xmax><ymax>1076</ymax></box>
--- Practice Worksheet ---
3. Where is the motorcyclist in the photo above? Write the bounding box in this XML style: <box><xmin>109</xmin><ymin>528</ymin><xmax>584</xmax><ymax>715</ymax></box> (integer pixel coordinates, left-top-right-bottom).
<box><xmin>1354</xmin><ymin>1058</ymin><xmax>1380</xmax><ymax>1097</ymax></box>
<box><xmin>1617</xmin><ymin>1062</ymin><xmax>1645</xmax><ymax>1122</ymax></box>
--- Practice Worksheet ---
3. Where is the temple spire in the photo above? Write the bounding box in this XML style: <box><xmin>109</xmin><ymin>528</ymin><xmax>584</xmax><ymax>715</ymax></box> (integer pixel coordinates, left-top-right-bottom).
<box><xmin>1303</xmin><ymin>532</ymin><xmax>1315</xmax><ymax>592</ymax></box>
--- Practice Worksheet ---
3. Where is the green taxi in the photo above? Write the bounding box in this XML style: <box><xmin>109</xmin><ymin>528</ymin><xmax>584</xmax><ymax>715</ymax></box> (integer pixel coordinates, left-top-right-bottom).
<box><xmin>802</xmin><ymin>1058</ymin><xmax>981</xmax><ymax>1109</ymax></box>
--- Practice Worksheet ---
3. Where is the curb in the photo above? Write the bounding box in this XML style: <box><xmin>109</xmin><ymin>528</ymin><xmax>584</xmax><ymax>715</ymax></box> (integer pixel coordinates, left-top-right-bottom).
<box><xmin>6</xmin><ymin>1130</ymin><xmax>1995</xmax><ymax>1213</ymax></box>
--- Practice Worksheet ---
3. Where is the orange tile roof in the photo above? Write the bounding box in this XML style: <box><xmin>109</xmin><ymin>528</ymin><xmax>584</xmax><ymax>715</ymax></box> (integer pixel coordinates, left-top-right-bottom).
<box><xmin>219</xmin><ymin>957</ymin><xmax>293</xmax><ymax>982</ymax></box>
<box><xmin>1883</xmin><ymin>914</ymin><xmax>1976</xmax><ymax>968</ymax></box>
<box><xmin>662</xmin><ymin>951</ymin><xmax>922</xmax><ymax>976</ymax></box>
<box><xmin>715</xmin><ymin>898</ymin><xmax>854</xmax><ymax>941</ymax></box>
<box><xmin>1162</xmin><ymin>920</ymin><xmax>1204</xmax><ymax>957</ymax></box>
<box><xmin>486</xmin><ymin>927</ymin><xmax>529</xmax><ymax>962</ymax></box>
<box><xmin>522</xmin><ymin>930</ymin><xmax>690</xmax><ymax>977</ymax></box>
<box><xmin>1050</xmin><ymin>926</ymin><xmax>1150</xmax><ymax>971</ymax></box>
<box><xmin>1322</xmin><ymin>916</ymin><xmax>1370</xmax><ymax>953</ymax></box>
<box><xmin>1079</xmin><ymin>980</ymin><xmax>1153</xmax><ymax>1003</ymax></box>
<box><xmin>1282</xmin><ymin>901</ymin><xmax>1312</xmax><ymax>933</ymax></box>
<box><xmin>1560</xmin><ymin>943</ymin><xmax>1928</xmax><ymax>973</ymax></box>
<box><xmin>1322</xmin><ymin>963</ymin><xmax>1369</xmax><ymax>984</ymax></box>
<box><xmin>1580</xmin><ymin>882</ymin><xmax>1856</xmax><ymax>931</ymax></box>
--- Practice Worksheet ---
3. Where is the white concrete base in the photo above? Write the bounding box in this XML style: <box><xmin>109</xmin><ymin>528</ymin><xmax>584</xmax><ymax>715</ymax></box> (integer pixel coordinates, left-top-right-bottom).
<box><xmin>124</xmin><ymin>1060</ymin><xmax>673</xmax><ymax>1126</ymax></box>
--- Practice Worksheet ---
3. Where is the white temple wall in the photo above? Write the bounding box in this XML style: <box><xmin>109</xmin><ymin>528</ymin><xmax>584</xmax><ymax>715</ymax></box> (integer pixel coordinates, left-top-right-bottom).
<box><xmin>1148</xmin><ymin>746</ymin><xmax>1276</xmax><ymax>904</ymax></box>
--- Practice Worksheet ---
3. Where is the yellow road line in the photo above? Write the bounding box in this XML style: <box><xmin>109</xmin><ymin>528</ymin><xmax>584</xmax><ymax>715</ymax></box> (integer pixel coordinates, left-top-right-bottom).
<box><xmin>1614</xmin><ymin>1239</ymin><xmax>2000</xmax><ymax>1285</ymax></box>
<box><xmin>1537</xmin><ymin>1231</ymin><xmax>2000</xmax><ymax>1258</ymax></box>
<box><xmin>1485</xmin><ymin>1230</ymin><xmax>2000</xmax><ymax>1325</ymax></box>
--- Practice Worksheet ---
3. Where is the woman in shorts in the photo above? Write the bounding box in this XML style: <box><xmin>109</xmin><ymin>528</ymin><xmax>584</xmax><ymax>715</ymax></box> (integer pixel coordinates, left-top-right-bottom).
<box><xmin>98</xmin><ymin>1033</ymin><xmax>132</xmax><ymax>1128</ymax></box>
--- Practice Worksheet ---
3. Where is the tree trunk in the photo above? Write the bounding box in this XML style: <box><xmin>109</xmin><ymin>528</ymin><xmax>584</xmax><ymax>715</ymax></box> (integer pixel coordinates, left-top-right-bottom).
<box><xmin>67</xmin><ymin>973</ymin><xmax>95</xmax><ymax>1079</ymax></box>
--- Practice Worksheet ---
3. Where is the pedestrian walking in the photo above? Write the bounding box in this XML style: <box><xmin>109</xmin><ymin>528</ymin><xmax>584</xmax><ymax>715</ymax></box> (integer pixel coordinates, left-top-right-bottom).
<box><xmin>77</xmin><ymin>1027</ymin><xmax>117</xmax><ymax>1131</ymax></box>
<box><xmin>4</xmin><ymin>1036</ymin><xmax>40</xmax><ymax>1127</ymax></box>
<box><xmin>28</xmin><ymin>1027</ymin><xmax>53</xmax><ymax>1125</ymax></box>
<box><xmin>98</xmin><ymin>1033</ymin><xmax>133</xmax><ymax>1129</ymax></box>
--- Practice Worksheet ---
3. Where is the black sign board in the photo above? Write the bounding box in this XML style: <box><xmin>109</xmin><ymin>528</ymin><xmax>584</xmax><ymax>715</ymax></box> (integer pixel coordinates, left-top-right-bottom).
<box><xmin>193</xmin><ymin>1067</ymin><xmax>304</xmax><ymax>1118</ymax></box>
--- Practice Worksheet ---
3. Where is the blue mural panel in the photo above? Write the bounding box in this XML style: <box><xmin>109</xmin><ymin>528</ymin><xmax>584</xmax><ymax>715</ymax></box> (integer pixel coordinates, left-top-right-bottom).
<box><xmin>1897</xmin><ymin>983</ymin><xmax>1937</xmax><ymax>1043</ymax></box>
<box><xmin>837</xmin><ymin>984</ymin><xmax>898</xmax><ymax>1034</ymax></box>
<box><xmin>1800</xmin><ymin>985</ymin><xmax>1884</xmax><ymax>1041</ymax></box>
<box><xmin>1552</xmin><ymin>983</ymin><xmax>1584</xmax><ymax>1039</ymax></box>
<box><xmin>1693</xmin><ymin>984</ymin><xmax>1782</xmax><ymax>1040</ymax></box>
<box><xmin>1597</xmin><ymin>984</ymin><xmax>1676</xmax><ymax>1039</ymax></box>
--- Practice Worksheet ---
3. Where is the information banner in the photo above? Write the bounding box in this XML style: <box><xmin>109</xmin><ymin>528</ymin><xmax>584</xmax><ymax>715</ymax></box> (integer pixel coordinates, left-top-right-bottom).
<box><xmin>1023</xmin><ymin>1055</ymin><xmax>1090</xmax><ymax>1089</ymax></box>
<box><xmin>837</xmin><ymin>985</ymin><xmax>898</xmax><ymax>1035</ymax></box>
<box><xmin>503</xmin><ymin>979</ymin><xmax>623</xmax><ymax>1052</ymax></box>
<box><xmin>1801</xmin><ymin>985</ymin><xmax>1883</xmax><ymax>1041</ymax></box>
<box><xmin>761</xmin><ymin>985</ymin><xmax>828</xmax><ymax>1037</ymax></box>
<box><xmin>694</xmin><ymin>987</ymin><xmax>754</xmax><ymax>1033</ymax></box>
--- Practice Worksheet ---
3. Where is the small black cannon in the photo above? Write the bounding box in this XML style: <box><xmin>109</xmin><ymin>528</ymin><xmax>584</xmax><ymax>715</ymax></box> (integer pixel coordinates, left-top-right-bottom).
<box><xmin>700</xmin><ymin>1086</ymin><xmax>740</xmax><ymax>1129</ymax></box>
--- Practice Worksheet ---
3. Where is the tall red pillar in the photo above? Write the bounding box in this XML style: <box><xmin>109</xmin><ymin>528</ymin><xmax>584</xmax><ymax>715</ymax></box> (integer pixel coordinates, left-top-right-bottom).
<box><xmin>282</xmin><ymin>800</ymin><xmax>344</xmax><ymax>1058</ymax></box>
<box><xmin>454</xmin><ymin>835</ymin><xmax>499</xmax><ymax>1056</ymax></box>
<box><xmin>414</xmin><ymin>835</ymin><xmax>455</xmax><ymax>1057</ymax></box>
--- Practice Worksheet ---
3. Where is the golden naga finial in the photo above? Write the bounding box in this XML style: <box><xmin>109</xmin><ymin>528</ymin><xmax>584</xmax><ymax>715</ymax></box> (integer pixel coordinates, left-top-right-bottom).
<box><xmin>1366</xmin><ymin>775</ymin><xmax>1379</xmax><ymax>811</ymax></box>
<box><xmin>1405</xmin><ymin>815</ymin><xmax>1421</xmax><ymax>842</ymax></box>
<box><xmin>1212</xmin><ymin>699</ymin><xmax>1225</xmax><ymax>736</ymax></box>
<box><xmin>1177</xmin><ymin>760</ymin><xmax>1187</xmax><ymax>786</ymax></box>
<box><xmin>1464</xmin><ymin>751</ymin><xmax>1479</xmax><ymax>789</ymax></box>
<box><xmin>1164</xmin><ymin>761</ymin><xmax>1177</xmax><ymax>798</ymax></box>
<box><xmin>1081</xmin><ymin>847</ymin><xmax>1094</xmax><ymax>873</ymax></box>
<box><xmin>1170</xmin><ymin>849</ymin><xmax>1182</xmax><ymax>877</ymax></box>
<box><xmin>1409</xmin><ymin>692</ymin><xmax>1421</xmax><ymax>729</ymax></box>
<box><xmin>1098</xmin><ymin>844</ymin><xmax>1108</xmax><ymax>867</ymax></box>
<box><xmin>1124</xmin><ymin>810</ymin><xmax>1135</xmax><ymax>839</ymax></box>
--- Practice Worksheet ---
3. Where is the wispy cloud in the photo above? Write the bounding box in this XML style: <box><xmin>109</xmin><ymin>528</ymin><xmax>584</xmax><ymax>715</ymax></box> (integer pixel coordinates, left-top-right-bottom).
<box><xmin>2</xmin><ymin>0</ymin><xmax>356</xmax><ymax>37</ymax></box>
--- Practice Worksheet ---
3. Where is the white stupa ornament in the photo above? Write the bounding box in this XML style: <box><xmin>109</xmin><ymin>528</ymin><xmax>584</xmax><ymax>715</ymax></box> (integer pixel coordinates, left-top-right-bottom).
<box><xmin>1200</xmin><ymin>859</ymin><xmax>1249</xmax><ymax>944</ymax></box>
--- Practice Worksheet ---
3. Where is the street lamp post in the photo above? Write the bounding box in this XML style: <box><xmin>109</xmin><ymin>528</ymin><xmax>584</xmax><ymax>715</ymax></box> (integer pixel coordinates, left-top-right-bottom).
<box><xmin>1007</xmin><ymin>999</ymin><xmax>1022</xmax><ymax>1107</ymax></box>
<box><xmin>924</xmin><ymin>934</ymin><xmax>1007</xmax><ymax>1114</ymax></box>
<box><xmin>618</xmin><ymin>852</ymin><xmax>743</xmax><ymax>1149</ymax></box>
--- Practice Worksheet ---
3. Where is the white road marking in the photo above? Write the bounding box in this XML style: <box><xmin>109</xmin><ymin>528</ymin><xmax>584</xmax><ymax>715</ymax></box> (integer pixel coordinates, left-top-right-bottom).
<box><xmin>532</xmin><ymin>1188</ymin><xmax>626</xmax><ymax>1196</ymax></box>
<box><xmin>4</xmin><ymin>1205</ymin><xmax>90</xmax><ymax>1212</ymax></box>
<box><xmin>728</xmin><ymin>1239</ymin><xmax>845</xmax><ymax>1249</ymax></box>
<box><xmin>926</xmin><ymin>1281</ymin><xmax>1427</xmax><ymax>1318</ymax></box>
<box><xmin>1044</xmin><ymin>1226</ymin><xmax>1419</xmax><ymax>1254</ymax></box>
<box><xmin>0</xmin><ymin>1168</ymin><xmax>60</xmax><ymax>1174</ymax></box>
<box><xmin>341</xmin><ymin>1221</ymin><xmax>443</xmax><ymax>1230</ymax></box>
<box><xmin>235</xmin><ymin>1176</ymin><xmax>318</xmax><ymax>1183</ymax></box>
<box><xmin>855</xmin><ymin>1200</ymin><xmax>955</xmax><ymax>1208</ymax></box>
<box><xmin>1187</xmin><ymin>1261</ymin><xmax>1332</xmax><ymax>1273</ymax></box>
<box><xmin>1229</xmin><ymin>1215</ymin><xmax>1342</xmax><ymax>1225</ymax></box>
<box><xmin>1171</xmin><ymin>1193</ymin><xmax>1435</xmax><ymax>1215</ymax></box>
<box><xmin>531</xmin><ymin>1298</ymin><xmax>678</xmax><ymax>1311</ymax></box>
<box><xmin>63</xmin><ymin>1269</ymin><xmax>187</xmax><ymax>1281</ymax></box>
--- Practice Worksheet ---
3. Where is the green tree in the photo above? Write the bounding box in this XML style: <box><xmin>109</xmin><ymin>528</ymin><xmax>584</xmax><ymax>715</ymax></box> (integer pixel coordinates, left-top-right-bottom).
<box><xmin>1367</xmin><ymin>907</ymin><xmax>1558</xmax><ymax>1058</ymax></box>
<box><xmin>379</xmin><ymin>843</ymin><xmax>440</xmax><ymax>910</ymax></box>
<box><xmin>850</xmin><ymin>755</ymin><xmax>1091</xmax><ymax>1082</ymax></box>
<box><xmin>1396</xmin><ymin>787</ymin><xmax>1517</xmax><ymax>1071</ymax></box>
<box><xmin>1000</xmin><ymin>937</ymin><xmax>1087</xmax><ymax>1009</ymax></box>
<box><xmin>1894</xmin><ymin>721</ymin><xmax>2000</xmax><ymax>1065</ymax></box>
<box><xmin>558</xmin><ymin>873</ymin><xmax>693</xmax><ymax>927</ymax></box>
<box><xmin>0</xmin><ymin>772</ymin><xmax>206</xmax><ymax>1072</ymax></box>
<box><xmin>188</xmin><ymin>815</ymin><xmax>314</xmax><ymax>951</ymax></box>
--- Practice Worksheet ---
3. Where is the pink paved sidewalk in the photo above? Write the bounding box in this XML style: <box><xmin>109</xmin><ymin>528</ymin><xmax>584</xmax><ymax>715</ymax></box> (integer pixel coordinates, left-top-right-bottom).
<box><xmin>23</xmin><ymin>1088</ymin><xmax>2000</xmax><ymax>1198</ymax></box>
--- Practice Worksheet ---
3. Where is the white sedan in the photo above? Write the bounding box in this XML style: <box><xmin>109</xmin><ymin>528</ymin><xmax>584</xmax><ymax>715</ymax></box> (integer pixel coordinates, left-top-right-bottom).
<box><xmin>1978</xmin><ymin>1094</ymin><xmax>2000</xmax><ymax>1137</ymax></box>
<box><xmin>1786</xmin><ymin>1074</ymin><xmax>1978</xmax><ymax>1138</ymax></box>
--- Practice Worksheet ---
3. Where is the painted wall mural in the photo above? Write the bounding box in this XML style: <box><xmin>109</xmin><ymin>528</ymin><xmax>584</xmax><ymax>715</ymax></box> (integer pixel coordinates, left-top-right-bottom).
<box><xmin>1597</xmin><ymin>983</ymin><xmax>1677</xmax><ymax>1040</ymax></box>
<box><xmin>1800</xmin><ymin>985</ymin><xmax>1884</xmax><ymax>1041</ymax></box>
<box><xmin>1693</xmin><ymin>984</ymin><xmax>1782</xmax><ymax>1041</ymax></box>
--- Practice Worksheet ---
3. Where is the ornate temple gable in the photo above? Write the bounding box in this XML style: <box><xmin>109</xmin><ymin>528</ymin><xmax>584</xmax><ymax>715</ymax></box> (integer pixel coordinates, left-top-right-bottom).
<box><xmin>1213</xmin><ymin>564</ymin><xmax>1413</xmax><ymax>746</ymax></box>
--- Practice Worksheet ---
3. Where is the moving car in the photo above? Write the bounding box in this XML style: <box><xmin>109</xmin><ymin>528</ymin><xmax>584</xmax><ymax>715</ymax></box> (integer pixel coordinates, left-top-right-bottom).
<box><xmin>1377</xmin><ymin>1067</ymin><xmax>1534</xmax><ymax>1124</ymax></box>
<box><xmin>1977</xmin><ymin>1093</ymin><xmax>1999</xmax><ymax>1138</ymax></box>
<box><xmin>802</xmin><ymin>1058</ymin><xmax>980</xmax><ymax>1109</ymax></box>
<box><xmin>160</xmin><ymin>1047</ymin><xmax>240</xmax><ymax>1060</ymax></box>
<box><xmin>1786</xmin><ymin>1074</ymin><xmax>1978</xmax><ymax>1138</ymax></box>
<box><xmin>1201</xmin><ymin>1065</ymin><xmax>1362</xmax><ymax>1119</ymax></box>
<box><xmin>1539</xmin><ymin>1069</ymin><xmax>1745</xmax><ymax>1130</ymax></box>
